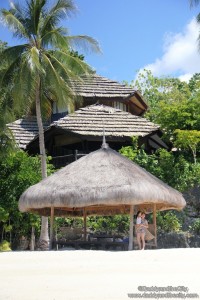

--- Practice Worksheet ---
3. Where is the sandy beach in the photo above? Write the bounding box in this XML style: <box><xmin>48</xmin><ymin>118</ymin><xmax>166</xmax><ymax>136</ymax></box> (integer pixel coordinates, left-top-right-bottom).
<box><xmin>0</xmin><ymin>248</ymin><xmax>200</xmax><ymax>300</ymax></box>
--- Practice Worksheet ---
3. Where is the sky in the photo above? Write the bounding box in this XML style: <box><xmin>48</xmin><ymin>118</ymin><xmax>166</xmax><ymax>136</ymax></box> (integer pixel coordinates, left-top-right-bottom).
<box><xmin>0</xmin><ymin>0</ymin><xmax>200</xmax><ymax>83</ymax></box>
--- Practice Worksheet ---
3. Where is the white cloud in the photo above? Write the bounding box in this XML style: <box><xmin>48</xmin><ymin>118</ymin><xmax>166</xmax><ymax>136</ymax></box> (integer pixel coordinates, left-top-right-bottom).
<box><xmin>140</xmin><ymin>18</ymin><xmax>200</xmax><ymax>81</ymax></box>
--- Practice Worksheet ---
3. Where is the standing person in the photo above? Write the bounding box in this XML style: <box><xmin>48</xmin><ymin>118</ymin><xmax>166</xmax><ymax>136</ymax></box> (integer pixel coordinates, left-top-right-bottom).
<box><xmin>135</xmin><ymin>211</ymin><xmax>142</xmax><ymax>249</ymax></box>
<box><xmin>135</xmin><ymin>211</ymin><xmax>148</xmax><ymax>250</ymax></box>
<box><xmin>140</xmin><ymin>212</ymin><xmax>148</xmax><ymax>250</ymax></box>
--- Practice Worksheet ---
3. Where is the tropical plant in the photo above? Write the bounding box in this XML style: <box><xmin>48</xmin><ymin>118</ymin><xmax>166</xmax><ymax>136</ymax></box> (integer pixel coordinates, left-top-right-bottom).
<box><xmin>159</xmin><ymin>212</ymin><xmax>182</xmax><ymax>233</ymax></box>
<box><xmin>0</xmin><ymin>240</ymin><xmax>11</xmax><ymax>252</ymax></box>
<box><xmin>189</xmin><ymin>219</ymin><xmax>200</xmax><ymax>234</ymax></box>
<box><xmin>0</xmin><ymin>150</ymin><xmax>55</xmax><ymax>248</ymax></box>
<box><xmin>0</xmin><ymin>0</ymin><xmax>100</xmax><ymax>249</ymax></box>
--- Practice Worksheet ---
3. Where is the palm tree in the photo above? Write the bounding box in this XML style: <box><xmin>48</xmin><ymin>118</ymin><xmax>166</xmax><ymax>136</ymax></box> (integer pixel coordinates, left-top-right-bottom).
<box><xmin>0</xmin><ymin>0</ymin><xmax>100</xmax><ymax>250</ymax></box>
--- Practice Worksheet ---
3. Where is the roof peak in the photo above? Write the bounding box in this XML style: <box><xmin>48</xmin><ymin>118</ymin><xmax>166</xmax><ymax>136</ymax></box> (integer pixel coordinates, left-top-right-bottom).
<box><xmin>101</xmin><ymin>127</ymin><xmax>109</xmax><ymax>149</ymax></box>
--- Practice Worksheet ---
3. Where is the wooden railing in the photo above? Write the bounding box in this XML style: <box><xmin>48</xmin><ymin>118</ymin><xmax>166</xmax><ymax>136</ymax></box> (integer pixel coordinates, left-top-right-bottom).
<box><xmin>52</xmin><ymin>150</ymin><xmax>86</xmax><ymax>168</ymax></box>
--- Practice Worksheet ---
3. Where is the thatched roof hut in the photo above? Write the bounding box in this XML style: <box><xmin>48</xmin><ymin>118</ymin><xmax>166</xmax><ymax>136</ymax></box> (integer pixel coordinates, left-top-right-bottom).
<box><xmin>19</xmin><ymin>143</ymin><xmax>186</xmax><ymax>250</ymax></box>
<box><xmin>19</xmin><ymin>144</ymin><xmax>185</xmax><ymax>216</ymax></box>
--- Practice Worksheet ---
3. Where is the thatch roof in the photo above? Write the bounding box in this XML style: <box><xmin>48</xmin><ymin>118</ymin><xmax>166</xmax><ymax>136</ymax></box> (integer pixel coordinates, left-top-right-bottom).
<box><xmin>19</xmin><ymin>144</ymin><xmax>186</xmax><ymax>217</ymax></box>
<box><xmin>71</xmin><ymin>74</ymin><xmax>143</xmax><ymax>99</ymax></box>
<box><xmin>52</xmin><ymin>104</ymin><xmax>159</xmax><ymax>138</ymax></box>
<box><xmin>70</xmin><ymin>74</ymin><xmax>147</xmax><ymax>116</ymax></box>
<box><xmin>9</xmin><ymin>105</ymin><xmax>162</xmax><ymax>150</ymax></box>
<box><xmin>7</xmin><ymin>117</ymin><xmax>49</xmax><ymax>149</ymax></box>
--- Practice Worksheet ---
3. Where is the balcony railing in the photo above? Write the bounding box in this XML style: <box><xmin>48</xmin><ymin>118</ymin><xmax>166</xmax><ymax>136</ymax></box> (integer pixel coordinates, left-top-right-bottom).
<box><xmin>52</xmin><ymin>150</ymin><xmax>86</xmax><ymax>169</ymax></box>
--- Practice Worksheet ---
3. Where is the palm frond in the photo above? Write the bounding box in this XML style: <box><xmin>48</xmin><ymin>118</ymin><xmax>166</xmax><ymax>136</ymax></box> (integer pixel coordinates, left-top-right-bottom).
<box><xmin>0</xmin><ymin>58</ymin><xmax>19</xmax><ymax>87</ymax></box>
<box><xmin>0</xmin><ymin>9</ymin><xmax>28</xmax><ymax>39</ymax></box>
<box><xmin>27</xmin><ymin>46</ymin><xmax>45</xmax><ymax>74</ymax></box>
<box><xmin>67</xmin><ymin>35</ymin><xmax>101</xmax><ymax>54</ymax></box>
<box><xmin>25</xmin><ymin>0</ymin><xmax>47</xmax><ymax>36</ymax></box>
<box><xmin>11</xmin><ymin>53</ymin><xmax>37</xmax><ymax>114</ymax></box>
<box><xmin>42</xmin><ymin>52</ymin><xmax>73</xmax><ymax>99</ymax></box>
<box><xmin>41</xmin><ymin>0</ymin><xmax>76</xmax><ymax>36</ymax></box>
<box><xmin>0</xmin><ymin>44</ymin><xmax>27</xmax><ymax>65</ymax></box>
<box><xmin>41</xmin><ymin>27</ymin><xmax>69</xmax><ymax>49</ymax></box>
<box><xmin>51</xmin><ymin>49</ymin><xmax>93</xmax><ymax>76</ymax></box>
<box><xmin>0</xmin><ymin>45</ymin><xmax>27</xmax><ymax>87</ymax></box>
<box><xmin>40</xmin><ymin>91</ymin><xmax>52</xmax><ymax>120</ymax></box>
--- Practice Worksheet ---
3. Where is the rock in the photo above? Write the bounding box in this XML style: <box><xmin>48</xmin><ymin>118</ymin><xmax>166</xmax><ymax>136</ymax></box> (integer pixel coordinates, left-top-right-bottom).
<box><xmin>17</xmin><ymin>236</ymin><xmax>29</xmax><ymax>251</ymax></box>
<box><xmin>157</xmin><ymin>232</ymin><xmax>190</xmax><ymax>249</ymax></box>
<box><xmin>188</xmin><ymin>235</ymin><xmax>200</xmax><ymax>248</ymax></box>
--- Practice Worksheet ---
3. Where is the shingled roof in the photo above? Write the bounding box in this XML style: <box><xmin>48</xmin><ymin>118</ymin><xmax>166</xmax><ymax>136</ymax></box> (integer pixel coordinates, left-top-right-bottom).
<box><xmin>7</xmin><ymin>117</ymin><xmax>49</xmax><ymax>149</ymax></box>
<box><xmin>52</xmin><ymin>104</ymin><xmax>158</xmax><ymax>138</ymax></box>
<box><xmin>70</xmin><ymin>74</ymin><xmax>139</xmax><ymax>99</ymax></box>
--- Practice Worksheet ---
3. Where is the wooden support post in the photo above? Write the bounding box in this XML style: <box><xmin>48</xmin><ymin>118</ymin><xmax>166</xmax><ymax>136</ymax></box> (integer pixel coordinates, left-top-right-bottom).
<box><xmin>83</xmin><ymin>208</ymin><xmax>87</xmax><ymax>241</ymax></box>
<box><xmin>153</xmin><ymin>204</ymin><xmax>157</xmax><ymax>247</ymax></box>
<box><xmin>49</xmin><ymin>206</ymin><xmax>54</xmax><ymax>250</ymax></box>
<box><xmin>30</xmin><ymin>226</ymin><xmax>35</xmax><ymax>251</ymax></box>
<box><xmin>75</xmin><ymin>149</ymin><xmax>78</xmax><ymax>161</ymax></box>
<box><xmin>128</xmin><ymin>205</ymin><xmax>134</xmax><ymax>251</ymax></box>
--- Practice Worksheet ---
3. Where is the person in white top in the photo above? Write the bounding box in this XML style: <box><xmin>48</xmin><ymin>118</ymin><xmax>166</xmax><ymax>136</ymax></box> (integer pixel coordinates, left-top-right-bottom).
<box><xmin>135</xmin><ymin>211</ymin><xmax>148</xmax><ymax>250</ymax></box>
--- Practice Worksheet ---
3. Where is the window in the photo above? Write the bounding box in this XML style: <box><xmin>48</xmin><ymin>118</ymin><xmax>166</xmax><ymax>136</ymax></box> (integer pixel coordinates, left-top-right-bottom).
<box><xmin>113</xmin><ymin>101</ymin><xmax>127</xmax><ymax>111</ymax></box>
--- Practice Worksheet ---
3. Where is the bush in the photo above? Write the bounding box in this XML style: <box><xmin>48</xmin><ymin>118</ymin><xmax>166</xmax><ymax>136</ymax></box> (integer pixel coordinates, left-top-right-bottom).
<box><xmin>0</xmin><ymin>150</ymin><xmax>54</xmax><ymax>247</ymax></box>
<box><xmin>0</xmin><ymin>240</ymin><xmax>11</xmax><ymax>251</ymax></box>
<box><xmin>156</xmin><ymin>212</ymin><xmax>182</xmax><ymax>233</ymax></box>
<box><xmin>189</xmin><ymin>219</ymin><xmax>200</xmax><ymax>234</ymax></box>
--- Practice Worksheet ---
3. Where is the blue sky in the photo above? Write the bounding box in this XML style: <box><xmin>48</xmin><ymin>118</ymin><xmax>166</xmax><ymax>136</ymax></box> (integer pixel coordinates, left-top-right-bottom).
<box><xmin>0</xmin><ymin>0</ymin><xmax>200</xmax><ymax>83</ymax></box>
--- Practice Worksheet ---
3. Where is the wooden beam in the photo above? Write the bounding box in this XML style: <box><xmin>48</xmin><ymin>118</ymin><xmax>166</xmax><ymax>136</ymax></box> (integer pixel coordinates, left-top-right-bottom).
<box><xmin>83</xmin><ymin>208</ymin><xmax>87</xmax><ymax>241</ymax></box>
<box><xmin>49</xmin><ymin>206</ymin><xmax>54</xmax><ymax>250</ymax></box>
<box><xmin>153</xmin><ymin>204</ymin><xmax>157</xmax><ymax>247</ymax></box>
<box><xmin>50</xmin><ymin>204</ymin><xmax>130</xmax><ymax>212</ymax></box>
<box><xmin>128</xmin><ymin>205</ymin><xmax>134</xmax><ymax>251</ymax></box>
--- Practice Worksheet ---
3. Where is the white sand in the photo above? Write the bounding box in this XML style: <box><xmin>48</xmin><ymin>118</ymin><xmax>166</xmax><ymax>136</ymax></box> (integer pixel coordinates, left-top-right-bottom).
<box><xmin>0</xmin><ymin>248</ymin><xmax>200</xmax><ymax>300</ymax></box>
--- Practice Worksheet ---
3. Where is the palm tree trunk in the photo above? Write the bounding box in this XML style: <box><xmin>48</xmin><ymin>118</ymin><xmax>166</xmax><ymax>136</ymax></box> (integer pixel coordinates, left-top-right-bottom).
<box><xmin>35</xmin><ymin>78</ymin><xmax>47</xmax><ymax>179</ymax></box>
<box><xmin>35</xmin><ymin>77</ymin><xmax>49</xmax><ymax>250</ymax></box>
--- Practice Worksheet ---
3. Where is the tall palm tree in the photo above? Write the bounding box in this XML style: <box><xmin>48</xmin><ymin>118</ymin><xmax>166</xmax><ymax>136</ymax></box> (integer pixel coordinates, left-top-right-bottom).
<box><xmin>0</xmin><ymin>0</ymin><xmax>100</xmax><ymax>250</ymax></box>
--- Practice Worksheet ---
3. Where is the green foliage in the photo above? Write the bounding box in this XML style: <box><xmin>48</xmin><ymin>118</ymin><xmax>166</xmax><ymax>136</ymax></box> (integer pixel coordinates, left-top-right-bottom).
<box><xmin>0</xmin><ymin>240</ymin><xmax>11</xmax><ymax>251</ymax></box>
<box><xmin>120</xmin><ymin>138</ymin><xmax>200</xmax><ymax>193</ymax></box>
<box><xmin>156</xmin><ymin>212</ymin><xmax>182</xmax><ymax>233</ymax></box>
<box><xmin>0</xmin><ymin>207</ymin><xmax>9</xmax><ymax>223</ymax></box>
<box><xmin>55</xmin><ymin>217</ymin><xmax>83</xmax><ymax>229</ymax></box>
<box><xmin>55</xmin><ymin>215</ymin><xmax>130</xmax><ymax>235</ymax></box>
<box><xmin>189</xmin><ymin>219</ymin><xmax>200</xmax><ymax>234</ymax></box>
<box><xmin>174</xmin><ymin>129</ymin><xmax>200</xmax><ymax>164</ymax></box>
<box><xmin>0</xmin><ymin>150</ymin><xmax>55</xmax><ymax>247</ymax></box>
<box><xmin>133</xmin><ymin>70</ymin><xmax>200</xmax><ymax>144</ymax></box>
<box><xmin>126</xmin><ymin>71</ymin><xmax>200</xmax><ymax>193</ymax></box>
<box><xmin>87</xmin><ymin>215</ymin><xmax>129</xmax><ymax>233</ymax></box>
